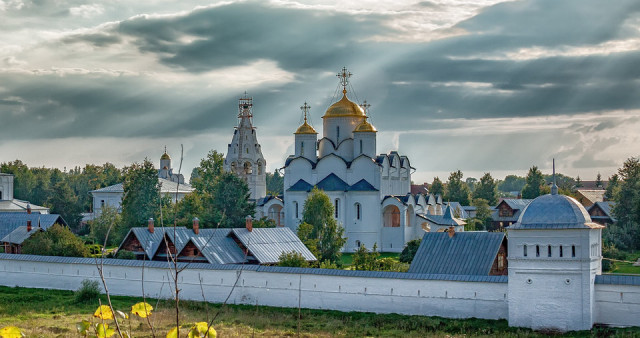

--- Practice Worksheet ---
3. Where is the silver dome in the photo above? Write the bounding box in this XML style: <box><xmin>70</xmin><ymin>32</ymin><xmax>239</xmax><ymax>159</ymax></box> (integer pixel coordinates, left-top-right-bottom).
<box><xmin>512</xmin><ymin>194</ymin><xmax>601</xmax><ymax>229</ymax></box>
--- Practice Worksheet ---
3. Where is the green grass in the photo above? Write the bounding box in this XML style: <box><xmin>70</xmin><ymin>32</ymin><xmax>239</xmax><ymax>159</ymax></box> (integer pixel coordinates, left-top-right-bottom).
<box><xmin>612</xmin><ymin>262</ymin><xmax>640</xmax><ymax>274</ymax></box>
<box><xmin>1</xmin><ymin>286</ymin><xmax>639</xmax><ymax>337</ymax></box>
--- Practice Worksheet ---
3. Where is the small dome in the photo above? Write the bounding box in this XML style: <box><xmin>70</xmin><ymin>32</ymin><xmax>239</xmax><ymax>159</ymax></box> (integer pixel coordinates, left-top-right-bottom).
<box><xmin>160</xmin><ymin>152</ymin><xmax>171</xmax><ymax>160</ymax></box>
<box><xmin>353</xmin><ymin>118</ymin><xmax>377</xmax><ymax>133</ymax></box>
<box><xmin>323</xmin><ymin>92</ymin><xmax>365</xmax><ymax>118</ymax></box>
<box><xmin>295</xmin><ymin>121</ymin><xmax>317</xmax><ymax>134</ymax></box>
<box><xmin>514</xmin><ymin>194</ymin><xmax>601</xmax><ymax>229</ymax></box>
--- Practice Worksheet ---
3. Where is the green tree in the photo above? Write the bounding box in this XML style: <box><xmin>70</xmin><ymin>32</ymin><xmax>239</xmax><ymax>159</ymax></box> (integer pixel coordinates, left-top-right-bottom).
<box><xmin>22</xmin><ymin>224</ymin><xmax>89</xmax><ymax>257</ymax></box>
<box><xmin>278</xmin><ymin>251</ymin><xmax>309</xmax><ymax>268</ymax></box>
<box><xmin>473</xmin><ymin>173</ymin><xmax>498</xmax><ymax>206</ymax></box>
<box><xmin>608</xmin><ymin>157</ymin><xmax>640</xmax><ymax>250</ymax></box>
<box><xmin>521</xmin><ymin>166</ymin><xmax>545</xmax><ymax>199</ymax></box>
<box><xmin>120</xmin><ymin>159</ymin><xmax>160</xmax><ymax>233</ymax></box>
<box><xmin>575</xmin><ymin>175</ymin><xmax>583</xmax><ymax>188</ymax></box>
<box><xmin>596</xmin><ymin>172</ymin><xmax>603</xmax><ymax>188</ymax></box>
<box><xmin>190</xmin><ymin>150</ymin><xmax>224</xmax><ymax>194</ymax></box>
<box><xmin>399</xmin><ymin>239</ymin><xmax>421</xmax><ymax>263</ymax></box>
<box><xmin>211</xmin><ymin>172</ymin><xmax>255</xmax><ymax>228</ymax></box>
<box><xmin>498</xmin><ymin>175</ymin><xmax>526</xmax><ymax>193</ymax></box>
<box><xmin>47</xmin><ymin>181</ymin><xmax>83</xmax><ymax>232</ymax></box>
<box><xmin>472</xmin><ymin>198</ymin><xmax>494</xmax><ymax>231</ymax></box>
<box><xmin>89</xmin><ymin>205</ymin><xmax>122</xmax><ymax>246</ymax></box>
<box><xmin>266</xmin><ymin>170</ymin><xmax>284</xmax><ymax>195</ymax></box>
<box><xmin>172</xmin><ymin>192</ymin><xmax>205</xmax><ymax>227</ymax></box>
<box><xmin>299</xmin><ymin>187</ymin><xmax>347</xmax><ymax>264</ymax></box>
<box><xmin>465</xmin><ymin>177</ymin><xmax>477</xmax><ymax>193</ymax></box>
<box><xmin>352</xmin><ymin>243</ymin><xmax>380</xmax><ymax>271</ymax></box>
<box><xmin>430</xmin><ymin>177</ymin><xmax>444</xmax><ymax>196</ymax></box>
<box><xmin>605</xmin><ymin>174</ymin><xmax>620</xmax><ymax>201</ymax></box>
<box><xmin>444</xmin><ymin>170</ymin><xmax>470</xmax><ymax>205</ymax></box>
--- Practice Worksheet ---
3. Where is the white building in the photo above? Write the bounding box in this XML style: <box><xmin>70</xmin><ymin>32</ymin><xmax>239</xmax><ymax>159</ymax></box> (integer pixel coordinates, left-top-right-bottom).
<box><xmin>223</xmin><ymin>93</ymin><xmax>267</xmax><ymax>201</ymax></box>
<box><xmin>90</xmin><ymin>151</ymin><xmax>194</xmax><ymax>217</ymax></box>
<box><xmin>0</xmin><ymin>171</ymin><xmax>49</xmax><ymax>214</ymax></box>
<box><xmin>282</xmin><ymin>68</ymin><xmax>454</xmax><ymax>252</ymax></box>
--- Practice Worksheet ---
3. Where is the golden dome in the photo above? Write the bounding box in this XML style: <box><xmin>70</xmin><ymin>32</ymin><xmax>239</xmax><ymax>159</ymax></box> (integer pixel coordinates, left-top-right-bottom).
<box><xmin>323</xmin><ymin>91</ymin><xmax>365</xmax><ymax>118</ymax></box>
<box><xmin>160</xmin><ymin>152</ymin><xmax>171</xmax><ymax>160</ymax></box>
<box><xmin>295</xmin><ymin>121</ymin><xmax>318</xmax><ymax>134</ymax></box>
<box><xmin>353</xmin><ymin>118</ymin><xmax>377</xmax><ymax>133</ymax></box>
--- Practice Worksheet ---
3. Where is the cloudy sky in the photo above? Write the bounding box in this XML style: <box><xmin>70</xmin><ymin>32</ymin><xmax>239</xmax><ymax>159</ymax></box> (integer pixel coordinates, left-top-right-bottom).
<box><xmin>1</xmin><ymin>0</ymin><xmax>639</xmax><ymax>184</ymax></box>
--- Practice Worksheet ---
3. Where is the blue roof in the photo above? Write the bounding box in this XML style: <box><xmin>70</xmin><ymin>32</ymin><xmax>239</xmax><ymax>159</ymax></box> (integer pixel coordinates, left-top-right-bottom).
<box><xmin>0</xmin><ymin>212</ymin><xmax>67</xmax><ymax>241</ymax></box>
<box><xmin>408</xmin><ymin>232</ymin><xmax>505</xmax><ymax>275</ymax></box>
<box><xmin>595</xmin><ymin>274</ymin><xmax>640</xmax><ymax>286</ymax></box>
<box><xmin>0</xmin><ymin>253</ymin><xmax>508</xmax><ymax>283</ymax></box>
<box><xmin>588</xmin><ymin>201</ymin><xmax>616</xmax><ymax>221</ymax></box>
<box><xmin>316</xmin><ymin>173</ymin><xmax>349</xmax><ymax>191</ymax></box>
<box><xmin>287</xmin><ymin>179</ymin><xmax>314</xmax><ymax>192</ymax></box>
<box><xmin>348</xmin><ymin>179</ymin><xmax>378</xmax><ymax>191</ymax></box>
<box><xmin>1</xmin><ymin>226</ymin><xmax>43</xmax><ymax>244</ymax></box>
<box><xmin>421</xmin><ymin>204</ymin><xmax>466</xmax><ymax>226</ymax></box>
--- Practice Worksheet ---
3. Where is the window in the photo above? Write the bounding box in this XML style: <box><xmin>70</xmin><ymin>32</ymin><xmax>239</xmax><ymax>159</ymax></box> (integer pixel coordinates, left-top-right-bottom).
<box><xmin>336</xmin><ymin>126</ymin><xmax>340</xmax><ymax>141</ymax></box>
<box><xmin>572</xmin><ymin>245</ymin><xmax>576</xmax><ymax>257</ymax></box>
<box><xmin>359</xmin><ymin>140</ymin><xmax>363</xmax><ymax>154</ymax></box>
<box><xmin>101</xmin><ymin>200</ymin><xmax>105</xmax><ymax>208</ymax></box>
<box><xmin>294</xmin><ymin>202</ymin><xmax>299</xmax><ymax>219</ymax></box>
<box><xmin>497</xmin><ymin>252</ymin><xmax>505</xmax><ymax>270</ymax></box>
<box><xmin>355</xmin><ymin>203</ymin><xmax>361</xmax><ymax>220</ymax></box>
<box><xmin>560</xmin><ymin>246</ymin><xmax>563</xmax><ymax>257</ymax></box>
<box><xmin>0</xmin><ymin>191</ymin><xmax>2</xmax><ymax>200</ymax></box>
<box><xmin>356</xmin><ymin>240</ymin><xmax>361</xmax><ymax>248</ymax></box>
<box><xmin>547</xmin><ymin>246</ymin><xmax>552</xmax><ymax>257</ymax></box>
<box><xmin>536</xmin><ymin>245</ymin><xmax>540</xmax><ymax>257</ymax></box>
<box><xmin>335</xmin><ymin>199</ymin><xmax>339</xmax><ymax>218</ymax></box>
<box><xmin>301</xmin><ymin>142</ymin><xmax>304</xmax><ymax>156</ymax></box>
<box><xmin>523</xmin><ymin>245</ymin><xmax>528</xmax><ymax>257</ymax></box>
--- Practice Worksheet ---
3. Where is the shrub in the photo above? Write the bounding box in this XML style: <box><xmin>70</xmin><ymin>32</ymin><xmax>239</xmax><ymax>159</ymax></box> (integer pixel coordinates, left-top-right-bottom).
<box><xmin>399</xmin><ymin>239</ymin><xmax>421</xmax><ymax>263</ymax></box>
<box><xmin>278</xmin><ymin>251</ymin><xmax>309</xmax><ymax>268</ymax></box>
<box><xmin>74</xmin><ymin>279</ymin><xmax>101</xmax><ymax>303</ymax></box>
<box><xmin>115</xmin><ymin>250</ymin><xmax>136</xmax><ymax>260</ymax></box>
<box><xmin>22</xmin><ymin>224</ymin><xmax>90</xmax><ymax>257</ymax></box>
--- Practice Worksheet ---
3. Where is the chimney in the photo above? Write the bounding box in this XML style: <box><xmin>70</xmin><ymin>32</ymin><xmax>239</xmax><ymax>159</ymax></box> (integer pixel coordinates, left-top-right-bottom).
<box><xmin>245</xmin><ymin>215</ymin><xmax>253</xmax><ymax>232</ymax></box>
<box><xmin>26</xmin><ymin>204</ymin><xmax>31</xmax><ymax>214</ymax></box>
<box><xmin>148</xmin><ymin>218</ymin><xmax>154</xmax><ymax>233</ymax></box>
<box><xmin>27</xmin><ymin>220</ymin><xmax>32</xmax><ymax>232</ymax></box>
<box><xmin>192</xmin><ymin>217</ymin><xmax>200</xmax><ymax>235</ymax></box>
<box><xmin>448</xmin><ymin>226</ymin><xmax>455</xmax><ymax>238</ymax></box>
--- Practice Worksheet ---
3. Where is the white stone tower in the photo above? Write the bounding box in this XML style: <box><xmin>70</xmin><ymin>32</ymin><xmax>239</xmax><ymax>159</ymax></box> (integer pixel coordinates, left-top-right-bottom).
<box><xmin>352</xmin><ymin>100</ymin><xmax>377</xmax><ymax>158</ymax></box>
<box><xmin>294</xmin><ymin>102</ymin><xmax>318</xmax><ymax>162</ymax></box>
<box><xmin>224</xmin><ymin>92</ymin><xmax>267</xmax><ymax>200</ymax></box>
<box><xmin>158</xmin><ymin>147</ymin><xmax>185</xmax><ymax>184</ymax></box>
<box><xmin>507</xmin><ymin>161</ymin><xmax>603</xmax><ymax>331</ymax></box>
<box><xmin>0</xmin><ymin>170</ymin><xmax>14</xmax><ymax>201</ymax></box>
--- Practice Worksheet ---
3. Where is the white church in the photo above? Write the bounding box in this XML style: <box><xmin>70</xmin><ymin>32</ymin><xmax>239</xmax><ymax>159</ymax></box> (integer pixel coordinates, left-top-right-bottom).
<box><xmin>225</xmin><ymin>68</ymin><xmax>457</xmax><ymax>252</ymax></box>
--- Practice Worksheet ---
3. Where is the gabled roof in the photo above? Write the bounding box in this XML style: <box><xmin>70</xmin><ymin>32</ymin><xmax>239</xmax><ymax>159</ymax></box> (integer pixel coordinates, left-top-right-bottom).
<box><xmin>91</xmin><ymin>178</ymin><xmax>194</xmax><ymax>194</ymax></box>
<box><xmin>0</xmin><ymin>199</ymin><xmax>49</xmax><ymax>213</ymax></box>
<box><xmin>499</xmin><ymin>199</ymin><xmax>533</xmax><ymax>210</ymax></box>
<box><xmin>188</xmin><ymin>235</ymin><xmax>246</xmax><ymax>265</ymax></box>
<box><xmin>408</xmin><ymin>232</ymin><xmax>505</xmax><ymax>275</ymax></box>
<box><xmin>122</xmin><ymin>226</ymin><xmax>189</xmax><ymax>259</ymax></box>
<box><xmin>1</xmin><ymin>226</ymin><xmax>43</xmax><ymax>244</ymax></box>
<box><xmin>588</xmin><ymin>201</ymin><xmax>616</xmax><ymax>221</ymax></box>
<box><xmin>287</xmin><ymin>179</ymin><xmax>314</xmax><ymax>192</ymax></box>
<box><xmin>446</xmin><ymin>202</ymin><xmax>468</xmax><ymax>219</ymax></box>
<box><xmin>316</xmin><ymin>173</ymin><xmax>349</xmax><ymax>191</ymax></box>
<box><xmin>422</xmin><ymin>204</ymin><xmax>466</xmax><ymax>226</ymax></box>
<box><xmin>231</xmin><ymin>228</ymin><xmax>316</xmax><ymax>264</ymax></box>
<box><xmin>0</xmin><ymin>212</ymin><xmax>67</xmax><ymax>240</ymax></box>
<box><xmin>576</xmin><ymin>189</ymin><xmax>605</xmax><ymax>205</ymax></box>
<box><xmin>347</xmin><ymin>179</ymin><xmax>377</xmax><ymax>191</ymax></box>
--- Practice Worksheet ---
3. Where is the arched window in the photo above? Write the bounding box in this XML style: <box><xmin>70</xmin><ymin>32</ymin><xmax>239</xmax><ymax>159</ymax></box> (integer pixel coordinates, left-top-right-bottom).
<box><xmin>355</xmin><ymin>203</ymin><xmax>361</xmax><ymax>220</ymax></box>
<box><xmin>334</xmin><ymin>199</ymin><xmax>339</xmax><ymax>218</ymax></box>
<box><xmin>356</xmin><ymin>240</ymin><xmax>361</xmax><ymax>248</ymax></box>
<box><xmin>359</xmin><ymin>139</ymin><xmax>363</xmax><ymax>154</ymax></box>
<box><xmin>336</xmin><ymin>126</ymin><xmax>340</xmax><ymax>141</ymax></box>
<box><xmin>294</xmin><ymin>202</ymin><xmax>299</xmax><ymax>219</ymax></box>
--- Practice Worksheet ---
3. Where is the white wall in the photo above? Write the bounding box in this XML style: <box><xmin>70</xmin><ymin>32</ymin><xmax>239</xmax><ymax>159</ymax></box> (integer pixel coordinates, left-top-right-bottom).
<box><xmin>595</xmin><ymin>283</ymin><xmax>640</xmax><ymax>327</ymax></box>
<box><xmin>0</xmin><ymin>255</ymin><xmax>507</xmax><ymax>320</ymax></box>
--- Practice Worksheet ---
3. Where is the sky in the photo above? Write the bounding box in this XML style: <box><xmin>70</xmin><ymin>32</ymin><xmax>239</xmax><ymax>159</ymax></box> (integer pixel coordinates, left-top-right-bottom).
<box><xmin>1</xmin><ymin>0</ymin><xmax>640</xmax><ymax>184</ymax></box>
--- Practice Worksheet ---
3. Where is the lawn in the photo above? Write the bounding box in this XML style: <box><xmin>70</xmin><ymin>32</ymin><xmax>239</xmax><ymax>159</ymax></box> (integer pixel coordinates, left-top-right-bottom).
<box><xmin>1</xmin><ymin>286</ymin><xmax>639</xmax><ymax>337</ymax></box>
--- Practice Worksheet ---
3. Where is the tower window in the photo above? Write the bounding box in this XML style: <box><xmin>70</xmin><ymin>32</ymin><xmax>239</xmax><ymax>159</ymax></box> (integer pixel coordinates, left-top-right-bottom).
<box><xmin>301</xmin><ymin>142</ymin><xmax>304</xmax><ymax>156</ymax></box>
<box><xmin>336</xmin><ymin>126</ymin><xmax>340</xmax><ymax>141</ymax></box>
<box><xmin>355</xmin><ymin>203</ymin><xmax>361</xmax><ymax>220</ymax></box>
<box><xmin>547</xmin><ymin>246</ymin><xmax>552</xmax><ymax>257</ymax></box>
<box><xmin>572</xmin><ymin>245</ymin><xmax>576</xmax><ymax>257</ymax></box>
<box><xmin>335</xmin><ymin>199</ymin><xmax>339</xmax><ymax>218</ymax></box>
<box><xmin>523</xmin><ymin>245</ymin><xmax>527</xmax><ymax>257</ymax></box>
<box><xmin>560</xmin><ymin>246</ymin><xmax>563</xmax><ymax>257</ymax></box>
<box><xmin>356</xmin><ymin>240</ymin><xmax>361</xmax><ymax>248</ymax></box>
<box><xmin>360</xmin><ymin>140</ymin><xmax>363</xmax><ymax>154</ymax></box>
<box><xmin>536</xmin><ymin>245</ymin><xmax>540</xmax><ymax>257</ymax></box>
<box><xmin>0</xmin><ymin>191</ymin><xmax>2</xmax><ymax>200</ymax></box>
<box><xmin>294</xmin><ymin>202</ymin><xmax>299</xmax><ymax>219</ymax></box>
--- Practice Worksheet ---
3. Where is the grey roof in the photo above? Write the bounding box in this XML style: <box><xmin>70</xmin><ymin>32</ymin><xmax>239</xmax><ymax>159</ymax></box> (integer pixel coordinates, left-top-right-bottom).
<box><xmin>501</xmin><ymin>199</ymin><xmax>533</xmax><ymax>210</ymax></box>
<box><xmin>231</xmin><ymin>227</ymin><xmax>316</xmax><ymax>264</ymax></box>
<box><xmin>0</xmin><ymin>253</ymin><xmax>508</xmax><ymax>283</ymax></box>
<box><xmin>446</xmin><ymin>202</ymin><xmax>468</xmax><ymax>219</ymax></box>
<box><xmin>0</xmin><ymin>199</ymin><xmax>49</xmax><ymax>213</ymax></box>
<box><xmin>1</xmin><ymin>226</ymin><xmax>43</xmax><ymax>244</ymax></box>
<box><xmin>595</xmin><ymin>274</ymin><xmax>640</xmax><ymax>286</ymax></box>
<box><xmin>588</xmin><ymin>201</ymin><xmax>616</xmax><ymax>221</ymax></box>
<box><xmin>348</xmin><ymin>179</ymin><xmax>378</xmax><ymax>191</ymax></box>
<box><xmin>0</xmin><ymin>212</ymin><xmax>67</xmax><ymax>241</ymax></box>
<box><xmin>316</xmin><ymin>173</ymin><xmax>349</xmax><ymax>191</ymax></box>
<box><xmin>189</xmin><ymin>235</ymin><xmax>246</xmax><ymax>265</ymax></box>
<box><xmin>91</xmin><ymin>178</ymin><xmax>194</xmax><ymax>194</ymax></box>
<box><xmin>287</xmin><ymin>179</ymin><xmax>314</xmax><ymax>192</ymax></box>
<box><xmin>421</xmin><ymin>204</ymin><xmax>466</xmax><ymax>226</ymax></box>
<box><xmin>408</xmin><ymin>232</ymin><xmax>505</xmax><ymax>275</ymax></box>
<box><xmin>121</xmin><ymin>226</ymin><xmax>189</xmax><ymax>258</ymax></box>
<box><xmin>511</xmin><ymin>194</ymin><xmax>604</xmax><ymax>229</ymax></box>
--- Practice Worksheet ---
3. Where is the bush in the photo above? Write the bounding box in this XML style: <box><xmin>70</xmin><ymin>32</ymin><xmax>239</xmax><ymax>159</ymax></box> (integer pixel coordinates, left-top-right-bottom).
<box><xmin>377</xmin><ymin>257</ymin><xmax>410</xmax><ymax>272</ymax></box>
<box><xmin>74</xmin><ymin>279</ymin><xmax>101</xmax><ymax>303</ymax></box>
<box><xmin>278</xmin><ymin>251</ymin><xmax>309</xmax><ymax>268</ymax></box>
<box><xmin>399</xmin><ymin>239</ymin><xmax>421</xmax><ymax>263</ymax></box>
<box><xmin>115</xmin><ymin>250</ymin><xmax>136</xmax><ymax>260</ymax></box>
<box><xmin>22</xmin><ymin>224</ymin><xmax>90</xmax><ymax>257</ymax></box>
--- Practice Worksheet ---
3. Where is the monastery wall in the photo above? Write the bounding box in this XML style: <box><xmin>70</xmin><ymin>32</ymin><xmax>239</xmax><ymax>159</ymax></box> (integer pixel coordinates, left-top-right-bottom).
<box><xmin>0</xmin><ymin>254</ymin><xmax>507</xmax><ymax>320</ymax></box>
<box><xmin>595</xmin><ymin>283</ymin><xmax>640</xmax><ymax>327</ymax></box>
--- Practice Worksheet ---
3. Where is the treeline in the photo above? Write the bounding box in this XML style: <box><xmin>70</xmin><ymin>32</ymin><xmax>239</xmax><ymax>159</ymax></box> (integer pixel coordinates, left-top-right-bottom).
<box><xmin>1</xmin><ymin>160</ymin><xmax>123</xmax><ymax>231</ymax></box>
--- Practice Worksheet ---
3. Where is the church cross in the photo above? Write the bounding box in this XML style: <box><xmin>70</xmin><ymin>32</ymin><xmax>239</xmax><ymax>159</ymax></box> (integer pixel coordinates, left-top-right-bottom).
<box><xmin>300</xmin><ymin>102</ymin><xmax>311</xmax><ymax>122</ymax></box>
<box><xmin>337</xmin><ymin>67</ymin><xmax>352</xmax><ymax>92</ymax></box>
<box><xmin>360</xmin><ymin>100</ymin><xmax>371</xmax><ymax>115</ymax></box>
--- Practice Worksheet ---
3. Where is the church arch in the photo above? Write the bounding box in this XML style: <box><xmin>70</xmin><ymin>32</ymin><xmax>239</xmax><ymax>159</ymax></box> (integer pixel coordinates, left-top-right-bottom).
<box><xmin>383</xmin><ymin>205</ymin><xmax>401</xmax><ymax>227</ymax></box>
<box><xmin>267</xmin><ymin>204</ymin><xmax>283</xmax><ymax>227</ymax></box>
<box><xmin>244</xmin><ymin>161</ymin><xmax>252</xmax><ymax>174</ymax></box>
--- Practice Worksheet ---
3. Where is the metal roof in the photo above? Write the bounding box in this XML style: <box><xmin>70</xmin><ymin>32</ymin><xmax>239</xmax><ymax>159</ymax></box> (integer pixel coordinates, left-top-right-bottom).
<box><xmin>287</xmin><ymin>179</ymin><xmax>314</xmax><ymax>192</ymax></box>
<box><xmin>316</xmin><ymin>173</ymin><xmax>349</xmax><ymax>191</ymax></box>
<box><xmin>0</xmin><ymin>199</ymin><xmax>49</xmax><ymax>213</ymax></box>
<box><xmin>1</xmin><ymin>226</ymin><xmax>43</xmax><ymax>244</ymax></box>
<box><xmin>595</xmin><ymin>274</ymin><xmax>640</xmax><ymax>286</ymax></box>
<box><xmin>588</xmin><ymin>201</ymin><xmax>616</xmax><ymax>221</ymax></box>
<box><xmin>408</xmin><ymin>232</ymin><xmax>505</xmax><ymax>275</ymax></box>
<box><xmin>189</xmin><ymin>235</ymin><xmax>246</xmax><ymax>264</ymax></box>
<box><xmin>511</xmin><ymin>194</ymin><xmax>603</xmax><ymax>229</ymax></box>
<box><xmin>501</xmin><ymin>199</ymin><xmax>533</xmax><ymax>210</ymax></box>
<box><xmin>0</xmin><ymin>212</ymin><xmax>66</xmax><ymax>240</ymax></box>
<box><xmin>124</xmin><ymin>226</ymin><xmax>188</xmax><ymax>258</ymax></box>
<box><xmin>231</xmin><ymin>228</ymin><xmax>317</xmax><ymax>264</ymax></box>
<box><xmin>91</xmin><ymin>179</ymin><xmax>194</xmax><ymax>194</ymax></box>
<box><xmin>421</xmin><ymin>204</ymin><xmax>466</xmax><ymax>226</ymax></box>
<box><xmin>576</xmin><ymin>190</ymin><xmax>605</xmax><ymax>205</ymax></box>
<box><xmin>0</xmin><ymin>253</ymin><xmax>507</xmax><ymax>283</ymax></box>
<box><xmin>348</xmin><ymin>179</ymin><xmax>378</xmax><ymax>191</ymax></box>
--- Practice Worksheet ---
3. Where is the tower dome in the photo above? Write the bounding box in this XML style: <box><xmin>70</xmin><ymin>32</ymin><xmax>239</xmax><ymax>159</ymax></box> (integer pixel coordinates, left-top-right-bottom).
<box><xmin>322</xmin><ymin>92</ymin><xmax>365</xmax><ymax>118</ymax></box>
<box><xmin>353</xmin><ymin>117</ymin><xmax>377</xmax><ymax>133</ymax></box>
<box><xmin>160</xmin><ymin>152</ymin><xmax>171</xmax><ymax>160</ymax></box>
<box><xmin>514</xmin><ymin>194</ymin><xmax>599</xmax><ymax>229</ymax></box>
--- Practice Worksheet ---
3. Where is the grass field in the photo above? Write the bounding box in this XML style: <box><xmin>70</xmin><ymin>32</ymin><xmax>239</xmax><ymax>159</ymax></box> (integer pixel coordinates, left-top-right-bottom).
<box><xmin>1</xmin><ymin>286</ymin><xmax>639</xmax><ymax>337</ymax></box>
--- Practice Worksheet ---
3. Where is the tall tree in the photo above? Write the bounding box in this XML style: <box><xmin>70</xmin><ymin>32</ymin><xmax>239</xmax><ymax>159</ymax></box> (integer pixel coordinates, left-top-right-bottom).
<box><xmin>465</xmin><ymin>177</ymin><xmax>477</xmax><ymax>193</ymax></box>
<box><xmin>211</xmin><ymin>172</ymin><xmax>255</xmax><ymax>228</ymax></box>
<box><xmin>472</xmin><ymin>198</ymin><xmax>494</xmax><ymax>231</ymax></box>
<box><xmin>596</xmin><ymin>172</ymin><xmax>603</xmax><ymax>188</ymax></box>
<box><xmin>266</xmin><ymin>170</ymin><xmax>284</xmax><ymax>195</ymax></box>
<box><xmin>521</xmin><ymin>166</ymin><xmax>545</xmax><ymax>199</ymax></box>
<box><xmin>575</xmin><ymin>175</ymin><xmax>583</xmax><ymax>188</ymax></box>
<box><xmin>444</xmin><ymin>170</ymin><xmax>470</xmax><ymax>205</ymax></box>
<box><xmin>430</xmin><ymin>177</ymin><xmax>444</xmax><ymax>196</ymax></box>
<box><xmin>498</xmin><ymin>175</ymin><xmax>526</xmax><ymax>193</ymax></box>
<box><xmin>608</xmin><ymin>157</ymin><xmax>640</xmax><ymax>250</ymax></box>
<box><xmin>120</xmin><ymin>159</ymin><xmax>160</xmax><ymax>232</ymax></box>
<box><xmin>89</xmin><ymin>205</ymin><xmax>123</xmax><ymax>246</ymax></box>
<box><xmin>298</xmin><ymin>187</ymin><xmax>347</xmax><ymax>264</ymax></box>
<box><xmin>190</xmin><ymin>150</ymin><xmax>224</xmax><ymax>194</ymax></box>
<box><xmin>473</xmin><ymin>173</ymin><xmax>499</xmax><ymax>206</ymax></box>
<box><xmin>605</xmin><ymin>174</ymin><xmax>620</xmax><ymax>201</ymax></box>
<box><xmin>22</xmin><ymin>224</ymin><xmax>89</xmax><ymax>257</ymax></box>
<box><xmin>48</xmin><ymin>181</ymin><xmax>83</xmax><ymax>231</ymax></box>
